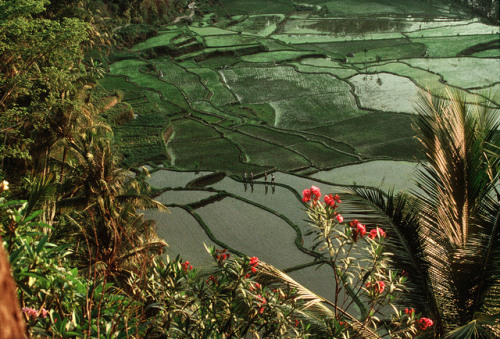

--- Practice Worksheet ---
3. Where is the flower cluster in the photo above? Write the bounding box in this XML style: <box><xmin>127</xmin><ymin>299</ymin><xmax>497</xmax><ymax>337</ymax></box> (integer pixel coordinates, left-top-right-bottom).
<box><xmin>324</xmin><ymin>193</ymin><xmax>341</xmax><ymax>207</ymax></box>
<box><xmin>418</xmin><ymin>317</ymin><xmax>434</xmax><ymax>330</ymax></box>
<box><xmin>215</xmin><ymin>248</ymin><xmax>230</xmax><ymax>262</ymax></box>
<box><xmin>22</xmin><ymin>307</ymin><xmax>48</xmax><ymax>319</ymax></box>
<box><xmin>206</xmin><ymin>275</ymin><xmax>218</xmax><ymax>285</ymax></box>
<box><xmin>350</xmin><ymin>219</ymin><xmax>367</xmax><ymax>242</ymax></box>
<box><xmin>365</xmin><ymin>280</ymin><xmax>385</xmax><ymax>294</ymax></box>
<box><xmin>181</xmin><ymin>260</ymin><xmax>193</xmax><ymax>272</ymax></box>
<box><xmin>249</xmin><ymin>256</ymin><xmax>259</xmax><ymax>274</ymax></box>
<box><xmin>250</xmin><ymin>282</ymin><xmax>261</xmax><ymax>291</ymax></box>
<box><xmin>369</xmin><ymin>227</ymin><xmax>386</xmax><ymax>239</ymax></box>
<box><xmin>302</xmin><ymin>185</ymin><xmax>321</xmax><ymax>203</ymax></box>
<box><xmin>255</xmin><ymin>294</ymin><xmax>267</xmax><ymax>314</ymax></box>
<box><xmin>404</xmin><ymin>308</ymin><xmax>415</xmax><ymax>317</ymax></box>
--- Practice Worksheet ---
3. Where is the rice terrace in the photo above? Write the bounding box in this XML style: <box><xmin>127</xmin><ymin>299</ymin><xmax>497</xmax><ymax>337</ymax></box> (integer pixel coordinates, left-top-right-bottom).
<box><xmin>99</xmin><ymin>0</ymin><xmax>500</xmax><ymax>308</ymax></box>
<box><xmin>3</xmin><ymin>0</ymin><xmax>500</xmax><ymax>336</ymax></box>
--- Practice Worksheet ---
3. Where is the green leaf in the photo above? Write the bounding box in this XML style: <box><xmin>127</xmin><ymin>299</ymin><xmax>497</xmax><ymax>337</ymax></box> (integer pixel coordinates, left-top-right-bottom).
<box><xmin>35</xmin><ymin>235</ymin><xmax>49</xmax><ymax>254</ymax></box>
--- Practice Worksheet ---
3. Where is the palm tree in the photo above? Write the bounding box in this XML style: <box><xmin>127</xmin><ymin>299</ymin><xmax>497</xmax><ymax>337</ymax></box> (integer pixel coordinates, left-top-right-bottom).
<box><xmin>54</xmin><ymin>125</ymin><xmax>167</xmax><ymax>276</ymax></box>
<box><xmin>355</xmin><ymin>89</ymin><xmax>500</xmax><ymax>336</ymax></box>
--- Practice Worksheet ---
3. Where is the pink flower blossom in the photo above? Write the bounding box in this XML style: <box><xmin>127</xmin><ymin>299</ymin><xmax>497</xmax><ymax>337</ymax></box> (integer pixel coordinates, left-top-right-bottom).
<box><xmin>405</xmin><ymin>308</ymin><xmax>415</xmax><ymax>316</ymax></box>
<box><xmin>369</xmin><ymin>227</ymin><xmax>386</xmax><ymax>239</ymax></box>
<box><xmin>247</xmin><ymin>256</ymin><xmax>259</xmax><ymax>274</ymax></box>
<box><xmin>324</xmin><ymin>194</ymin><xmax>335</xmax><ymax>207</ymax></box>
<box><xmin>375</xmin><ymin>281</ymin><xmax>385</xmax><ymax>293</ymax></box>
<box><xmin>40</xmin><ymin>308</ymin><xmax>49</xmax><ymax>319</ymax></box>
<box><xmin>310</xmin><ymin>185</ymin><xmax>321</xmax><ymax>199</ymax></box>
<box><xmin>365</xmin><ymin>281</ymin><xmax>385</xmax><ymax>294</ymax></box>
<box><xmin>336</xmin><ymin>214</ymin><xmax>344</xmax><ymax>223</ymax></box>
<box><xmin>249</xmin><ymin>257</ymin><xmax>259</xmax><ymax>266</ymax></box>
<box><xmin>302</xmin><ymin>189</ymin><xmax>312</xmax><ymax>202</ymax></box>
<box><xmin>22</xmin><ymin>307</ymin><xmax>39</xmax><ymax>319</ymax></box>
<box><xmin>256</xmin><ymin>295</ymin><xmax>267</xmax><ymax>313</ymax></box>
<box><xmin>418</xmin><ymin>317</ymin><xmax>434</xmax><ymax>330</ymax></box>
<box><xmin>350</xmin><ymin>220</ymin><xmax>367</xmax><ymax>241</ymax></box>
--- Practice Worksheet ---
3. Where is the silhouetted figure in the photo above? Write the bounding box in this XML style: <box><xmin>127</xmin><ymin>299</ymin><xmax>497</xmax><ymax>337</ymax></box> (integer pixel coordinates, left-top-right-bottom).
<box><xmin>271</xmin><ymin>173</ymin><xmax>275</xmax><ymax>186</ymax></box>
<box><xmin>265</xmin><ymin>185</ymin><xmax>268</xmax><ymax>195</ymax></box>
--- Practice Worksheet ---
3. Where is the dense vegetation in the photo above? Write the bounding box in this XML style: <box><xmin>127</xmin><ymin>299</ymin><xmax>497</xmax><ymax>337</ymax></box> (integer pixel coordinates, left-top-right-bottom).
<box><xmin>1</xmin><ymin>0</ymin><xmax>499</xmax><ymax>337</ymax></box>
<box><xmin>453</xmin><ymin>0</ymin><xmax>499</xmax><ymax>22</ymax></box>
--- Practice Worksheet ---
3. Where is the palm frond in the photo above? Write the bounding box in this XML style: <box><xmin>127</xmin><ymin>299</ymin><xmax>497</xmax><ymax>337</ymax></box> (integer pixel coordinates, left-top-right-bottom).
<box><xmin>255</xmin><ymin>260</ymin><xmax>380</xmax><ymax>338</ymax></box>
<box><xmin>116</xmin><ymin>194</ymin><xmax>168</xmax><ymax>212</ymax></box>
<box><xmin>353</xmin><ymin>187</ymin><xmax>437</xmax><ymax>315</ymax></box>
<box><xmin>444</xmin><ymin>318</ymin><xmax>498</xmax><ymax>339</ymax></box>
<box><xmin>412</xmin><ymin>89</ymin><xmax>500</xmax><ymax>332</ymax></box>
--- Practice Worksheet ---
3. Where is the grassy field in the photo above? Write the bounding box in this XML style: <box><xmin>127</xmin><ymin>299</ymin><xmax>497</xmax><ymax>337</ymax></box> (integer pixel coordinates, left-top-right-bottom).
<box><xmin>104</xmin><ymin>0</ymin><xmax>499</xmax><ymax>303</ymax></box>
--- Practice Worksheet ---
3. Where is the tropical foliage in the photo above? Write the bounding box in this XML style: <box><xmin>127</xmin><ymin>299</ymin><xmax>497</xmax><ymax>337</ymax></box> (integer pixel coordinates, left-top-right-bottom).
<box><xmin>356</xmin><ymin>90</ymin><xmax>500</xmax><ymax>337</ymax></box>
<box><xmin>2</xmin><ymin>179</ymin><xmax>436</xmax><ymax>337</ymax></box>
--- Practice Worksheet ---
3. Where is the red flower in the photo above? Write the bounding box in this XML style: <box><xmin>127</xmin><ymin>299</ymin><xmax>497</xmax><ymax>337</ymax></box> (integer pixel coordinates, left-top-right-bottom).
<box><xmin>366</xmin><ymin>281</ymin><xmax>385</xmax><ymax>294</ymax></box>
<box><xmin>206</xmin><ymin>275</ymin><xmax>218</xmax><ymax>285</ymax></box>
<box><xmin>369</xmin><ymin>227</ymin><xmax>386</xmax><ymax>239</ymax></box>
<box><xmin>418</xmin><ymin>317</ymin><xmax>434</xmax><ymax>330</ymax></box>
<box><xmin>250</xmin><ymin>283</ymin><xmax>261</xmax><ymax>291</ymax></box>
<box><xmin>324</xmin><ymin>194</ymin><xmax>334</xmax><ymax>206</ymax></box>
<box><xmin>351</xmin><ymin>220</ymin><xmax>367</xmax><ymax>241</ymax></box>
<box><xmin>181</xmin><ymin>261</ymin><xmax>193</xmax><ymax>272</ymax></box>
<box><xmin>310</xmin><ymin>185</ymin><xmax>321</xmax><ymax>199</ymax></box>
<box><xmin>22</xmin><ymin>307</ymin><xmax>39</xmax><ymax>319</ymax></box>
<box><xmin>357</xmin><ymin>223</ymin><xmax>367</xmax><ymax>236</ymax></box>
<box><xmin>216</xmin><ymin>248</ymin><xmax>230</xmax><ymax>261</ymax></box>
<box><xmin>405</xmin><ymin>308</ymin><xmax>415</xmax><ymax>316</ymax></box>
<box><xmin>336</xmin><ymin>214</ymin><xmax>344</xmax><ymax>223</ymax></box>
<box><xmin>333</xmin><ymin>194</ymin><xmax>341</xmax><ymax>203</ymax></box>
<box><xmin>249</xmin><ymin>257</ymin><xmax>259</xmax><ymax>266</ymax></box>
<box><xmin>251</xmin><ymin>266</ymin><xmax>257</xmax><ymax>273</ymax></box>
<box><xmin>302</xmin><ymin>189</ymin><xmax>312</xmax><ymax>202</ymax></box>
<box><xmin>256</xmin><ymin>294</ymin><xmax>267</xmax><ymax>314</ymax></box>
<box><xmin>40</xmin><ymin>308</ymin><xmax>48</xmax><ymax>319</ymax></box>
<box><xmin>375</xmin><ymin>281</ymin><xmax>385</xmax><ymax>293</ymax></box>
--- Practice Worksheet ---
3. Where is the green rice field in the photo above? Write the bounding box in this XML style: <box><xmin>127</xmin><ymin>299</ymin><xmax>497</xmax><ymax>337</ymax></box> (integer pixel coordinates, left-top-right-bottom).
<box><xmin>101</xmin><ymin>0</ymin><xmax>500</xmax><ymax>302</ymax></box>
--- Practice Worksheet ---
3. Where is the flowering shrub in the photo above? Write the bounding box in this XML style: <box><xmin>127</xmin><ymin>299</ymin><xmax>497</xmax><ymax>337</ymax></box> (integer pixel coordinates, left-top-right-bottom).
<box><xmin>1</xmin><ymin>182</ymin><xmax>147</xmax><ymax>337</ymax></box>
<box><xmin>301</xmin><ymin>185</ymin><xmax>434</xmax><ymax>337</ymax></box>
<box><xmin>137</xmin><ymin>250</ymin><xmax>308</xmax><ymax>338</ymax></box>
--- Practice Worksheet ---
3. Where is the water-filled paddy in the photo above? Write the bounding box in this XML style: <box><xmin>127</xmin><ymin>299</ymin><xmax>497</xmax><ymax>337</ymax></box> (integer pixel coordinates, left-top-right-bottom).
<box><xmin>147</xmin><ymin>170</ymin><xmax>213</xmax><ymax>189</ymax></box>
<box><xmin>311</xmin><ymin>160</ymin><xmax>422</xmax><ymax>193</ymax></box>
<box><xmin>146</xmin><ymin>207</ymin><xmax>216</xmax><ymax>266</ymax></box>
<box><xmin>349</xmin><ymin>73</ymin><xmax>421</xmax><ymax>113</ymax></box>
<box><xmin>195</xmin><ymin>197</ymin><xmax>312</xmax><ymax>270</ymax></box>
